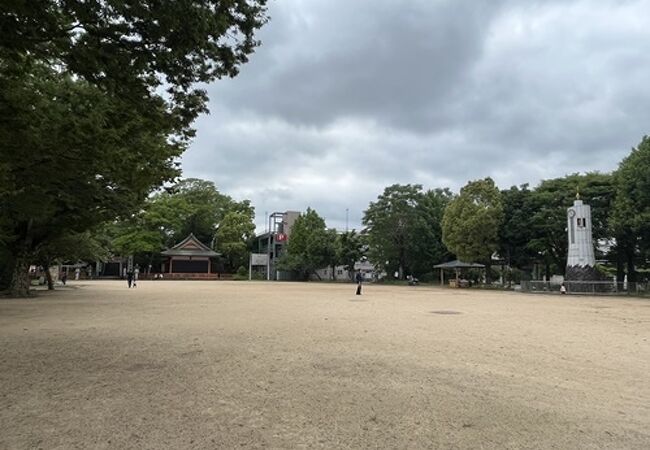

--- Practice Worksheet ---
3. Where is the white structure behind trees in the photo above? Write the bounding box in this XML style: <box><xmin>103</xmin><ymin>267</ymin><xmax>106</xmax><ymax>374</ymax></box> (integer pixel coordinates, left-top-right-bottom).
<box><xmin>566</xmin><ymin>197</ymin><xmax>598</xmax><ymax>280</ymax></box>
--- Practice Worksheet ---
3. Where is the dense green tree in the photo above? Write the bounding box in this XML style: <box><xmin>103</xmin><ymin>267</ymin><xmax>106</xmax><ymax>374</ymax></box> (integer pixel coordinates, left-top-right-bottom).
<box><xmin>0</xmin><ymin>66</ymin><xmax>181</xmax><ymax>294</ymax></box>
<box><xmin>610</xmin><ymin>136</ymin><xmax>650</xmax><ymax>282</ymax></box>
<box><xmin>148</xmin><ymin>178</ymin><xmax>236</xmax><ymax>245</ymax></box>
<box><xmin>498</xmin><ymin>184</ymin><xmax>538</xmax><ymax>272</ymax></box>
<box><xmin>1</xmin><ymin>1</ymin><xmax>267</xmax><ymax>295</ymax></box>
<box><xmin>337</xmin><ymin>230</ymin><xmax>366</xmax><ymax>280</ymax></box>
<box><xmin>409</xmin><ymin>188</ymin><xmax>454</xmax><ymax>276</ymax></box>
<box><xmin>105</xmin><ymin>178</ymin><xmax>255</xmax><ymax>273</ymax></box>
<box><xmin>527</xmin><ymin>172</ymin><xmax>614</xmax><ymax>278</ymax></box>
<box><xmin>363</xmin><ymin>184</ymin><xmax>422</xmax><ymax>279</ymax></box>
<box><xmin>215</xmin><ymin>207</ymin><xmax>256</xmax><ymax>272</ymax></box>
<box><xmin>442</xmin><ymin>178</ymin><xmax>503</xmax><ymax>280</ymax></box>
<box><xmin>33</xmin><ymin>231</ymin><xmax>111</xmax><ymax>290</ymax></box>
<box><xmin>1</xmin><ymin>0</ymin><xmax>267</xmax><ymax>118</ymax></box>
<box><xmin>109</xmin><ymin>221</ymin><xmax>164</xmax><ymax>272</ymax></box>
<box><xmin>276</xmin><ymin>208</ymin><xmax>333</xmax><ymax>280</ymax></box>
<box><xmin>363</xmin><ymin>185</ymin><xmax>451</xmax><ymax>279</ymax></box>
<box><xmin>321</xmin><ymin>228</ymin><xmax>340</xmax><ymax>280</ymax></box>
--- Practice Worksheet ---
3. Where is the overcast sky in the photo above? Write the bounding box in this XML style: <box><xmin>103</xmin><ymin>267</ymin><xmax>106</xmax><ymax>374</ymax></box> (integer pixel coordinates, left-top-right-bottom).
<box><xmin>181</xmin><ymin>0</ymin><xmax>650</xmax><ymax>232</ymax></box>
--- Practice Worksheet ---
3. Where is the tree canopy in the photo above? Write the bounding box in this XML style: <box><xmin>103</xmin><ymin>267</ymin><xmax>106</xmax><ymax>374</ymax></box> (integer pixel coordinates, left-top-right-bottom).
<box><xmin>336</xmin><ymin>230</ymin><xmax>366</xmax><ymax>280</ymax></box>
<box><xmin>610</xmin><ymin>136</ymin><xmax>650</xmax><ymax>281</ymax></box>
<box><xmin>0</xmin><ymin>66</ymin><xmax>183</xmax><ymax>293</ymax></box>
<box><xmin>363</xmin><ymin>184</ymin><xmax>449</xmax><ymax>279</ymax></box>
<box><xmin>497</xmin><ymin>184</ymin><xmax>538</xmax><ymax>272</ymax></box>
<box><xmin>105</xmin><ymin>178</ymin><xmax>255</xmax><ymax>273</ymax></box>
<box><xmin>525</xmin><ymin>172</ymin><xmax>614</xmax><ymax>277</ymax></box>
<box><xmin>1</xmin><ymin>0</ymin><xmax>268</xmax><ymax>116</ymax></box>
<box><xmin>215</xmin><ymin>208</ymin><xmax>256</xmax><ymax>272</ymax></box>
<box><xmin>276</xmin><ymin>208</ymin><xmax>333</xmax><ymax>280</ymax></box>
<box><xmin>0</xmin><ymin>2</ymin><xmax>268</xmax><ymax>295</ymax></box>
<box><xmin>442</xmin><ymin>178</ymin><xmax>504</xmax><ymax>267</ymax></box>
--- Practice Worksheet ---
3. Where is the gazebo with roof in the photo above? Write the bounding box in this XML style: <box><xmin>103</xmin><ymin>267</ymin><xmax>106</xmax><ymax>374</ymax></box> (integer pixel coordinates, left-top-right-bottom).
<box><xmin>433</xmin><ymin>259</ymin><xmax>485</xmax><ymax>287</ymax></box>
<box><xmin>161</xmin><ymin>233</ymin><xmax>220</xmax><ymax>279</ymax></box>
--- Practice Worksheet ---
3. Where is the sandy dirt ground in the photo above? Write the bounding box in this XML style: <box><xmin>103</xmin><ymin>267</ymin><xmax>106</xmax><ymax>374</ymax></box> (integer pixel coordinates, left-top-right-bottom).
<box><xmin>1</xmin><ymin>280</ymin><xmax>649</xmax><ymax>449</ymax></box>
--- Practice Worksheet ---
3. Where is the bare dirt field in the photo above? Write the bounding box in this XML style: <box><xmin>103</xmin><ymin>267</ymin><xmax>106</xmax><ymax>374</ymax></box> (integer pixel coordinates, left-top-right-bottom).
<box><xmin>1</xmin><ymin>281</ymin><xmax>649</xmax><ymax>449</ymax></box>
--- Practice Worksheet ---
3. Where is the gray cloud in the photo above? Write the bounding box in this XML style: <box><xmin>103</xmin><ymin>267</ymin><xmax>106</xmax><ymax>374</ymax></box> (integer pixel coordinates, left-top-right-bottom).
<box><xmin>207</xmin><ymin>0</ymin><xmax>509</xmax><ymax>131</ymax></box>
<box><xmin>181</xmin><ymin>0</ymin><xmax>650</xmax><ymax>231</ymax></box>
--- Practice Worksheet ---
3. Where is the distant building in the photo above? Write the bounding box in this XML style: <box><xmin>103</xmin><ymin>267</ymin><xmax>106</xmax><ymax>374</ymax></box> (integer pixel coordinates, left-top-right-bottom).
<box><xmin>254</xmin><ymin>211</ymin><xmax>300</xmax><ymax>280</ymax></box>
<box><xmin>314</xmin><ymin>259</ymin><xmax>378</xmax><ymax>282</ymax></box>
<box><xmin>254</xmin><ymin>211</ymin><xmax>378</xmax><ymax>282</ymax></box>
<box><xmin>161</xmin><ymin>233</ymin><xmax>221</xmax><ymax>279</ymax></box>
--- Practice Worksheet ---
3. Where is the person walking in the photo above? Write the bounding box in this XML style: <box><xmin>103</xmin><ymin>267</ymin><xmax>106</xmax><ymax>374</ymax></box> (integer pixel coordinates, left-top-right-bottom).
<box><xmin>355</xmin><ymin>271</ymin><xmax>363</xmax><ymax>295</ymax></box>
<box><xmin>133</xmin><ymin>267</ymin><xmax>139</xmax><ymax>288</ymax></box>
<box><xmin>127</xmin><ymin>270</ymin><xmax>134</xmax><ymax>288</ymax></box>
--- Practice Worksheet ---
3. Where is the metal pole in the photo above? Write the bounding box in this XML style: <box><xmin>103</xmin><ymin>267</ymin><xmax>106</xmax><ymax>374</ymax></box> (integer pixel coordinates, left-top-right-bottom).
<box><xmin>266</xmin><ymin>235</ymin><xmax>271</xmax><ymax>281</ymax></box>
<box><xmin>267</xmin><ymin>213</ymin><xmax>273</xmax><ymax>281</ymax></box>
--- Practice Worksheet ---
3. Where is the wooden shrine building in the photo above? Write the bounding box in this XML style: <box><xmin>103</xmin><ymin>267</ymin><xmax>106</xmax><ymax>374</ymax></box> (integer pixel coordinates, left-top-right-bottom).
<box><xmin>161</xmin><ymin>234</ymin><xmax>221</xmax><ymax>279</ymax></box>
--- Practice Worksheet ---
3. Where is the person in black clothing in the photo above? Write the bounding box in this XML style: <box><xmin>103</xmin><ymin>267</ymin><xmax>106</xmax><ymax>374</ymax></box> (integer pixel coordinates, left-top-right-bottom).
<box><xmin>355</xmin><ymin>271</ymin><xmax>363</xmax><ymax>295</ymax></box>
<box><xmin>127</xmin><ymin>271</ymin><xmax>134</xmax><ymax>288</ymax></box>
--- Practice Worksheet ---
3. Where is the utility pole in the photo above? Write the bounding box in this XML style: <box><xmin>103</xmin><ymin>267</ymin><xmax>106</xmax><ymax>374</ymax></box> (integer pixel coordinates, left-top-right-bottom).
<box><xmin>345</xmin><ymin>208</ymin><xmax>349</xmax><ymax>232</ymax></box>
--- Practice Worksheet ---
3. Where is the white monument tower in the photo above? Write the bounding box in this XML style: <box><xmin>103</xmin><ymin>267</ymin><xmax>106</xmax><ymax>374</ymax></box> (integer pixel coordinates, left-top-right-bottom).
<box><xmin>566</xmin><ymin>194</ymin><xmax>597</xmax><ymax>280</ymax></box>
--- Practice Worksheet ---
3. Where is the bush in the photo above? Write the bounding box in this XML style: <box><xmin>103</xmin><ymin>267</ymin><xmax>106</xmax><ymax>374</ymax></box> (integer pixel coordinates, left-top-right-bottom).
<box><xmin>419</xmin><ymin>272</ymin><xmax>436</xmax><ymax>283</ymax></box>
<box><xmin>502</xmin><ymin>267</ymin><xmax>523</xmax><ymax>284</ymax></box>
<box><xmin>250</xmin><ymin>271</ymin><xmax>265</xmax><ymax>280</ymax></box>
<box><xmin>595</xmin><ymin>264</ymin><xmax>615</xmax><ymax>279</ymax></box>
<box><xmin>231</xmin><ymin>265</ymin><xmax>248</xmax><ymax>281</ymax></box>
<box><xmin>467</xmin><ymin>268</ymin><xmax>483</xmax><ymax>284</ymax></box>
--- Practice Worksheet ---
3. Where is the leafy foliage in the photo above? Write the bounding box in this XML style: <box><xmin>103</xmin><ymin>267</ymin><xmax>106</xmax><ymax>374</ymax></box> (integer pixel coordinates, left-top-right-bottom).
<box><xmin>0</xmin><ymin>1</ymin><xmax>268</xmax><ymax>295</ymax></box>
<box><xmin>33</xmin><ymin>231</ymin><xmax>111</xmax><ymax>275</ymax></box>
<box><xmin>337</xmin><ymin>231</ymin><xmax>366</xmax><ymax>279</ymax></box>
<box><xmin>0</xmin><ymin>65</ymin><xmax>183</xmax><ymax>294</ymax></box>
<box><xmin>363</xmin><ymin>184</ymin><xmax>450</xmax><ymax>279</ymax></box>
<box><xmin>526</xmin><ymin>172</ymin><xmax>614</xmax><ymax>275</ymax></box>
<box><xmin>215</xmin><ymin>207</ymin><xmax>256</xmax><ymax>272</ymax></box>
<box><xmin>1</xmin><ymin>0</ymin><xmax>268</xmax><ymax>119</ymax></box>
<box><xmin>497</xmin><ymin>184</ymin><xmax>538</xmax><ymax>271</ymax></box>
<box><xmin>276</xmin><ymin>208</ymin><xmax>334</xmax><ymax>280</ymax></box>
<box><xmin>148</xmin><ymin>178</ymin><xmax>237</xmax><ymax>246</ymax></box>
<box><xmin>442</xmin><ymin>178</ymin><xmax>503</xmax><ymax>264</ymax></box>
<box><xmin>610</xmin><ymin>136</ymin><xmax>650</xmax><ymax>280</ymax></box>
<box><xmin>105</xmin><ymin>178</ymin><xmax>255</xmax><ymax>273</ymax></box>
<box><xmin>409</xmin><ymin>188</ymin><xmax>454</xmax><ymax>276</ymax></box>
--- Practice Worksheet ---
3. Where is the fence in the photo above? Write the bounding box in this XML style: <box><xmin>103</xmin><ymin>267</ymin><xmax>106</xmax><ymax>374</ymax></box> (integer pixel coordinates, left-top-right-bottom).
<box><xmin>521</xmin><ymin>280</ymin><xmax>650</xmax><ymax>296</ymax></box>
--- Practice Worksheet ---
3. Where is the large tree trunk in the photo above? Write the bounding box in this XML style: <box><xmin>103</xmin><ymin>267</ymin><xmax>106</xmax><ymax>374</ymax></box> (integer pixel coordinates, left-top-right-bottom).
<box><xmin>9</xmin><ymin>219</ymin><xmax>34</xmax><ymax>297</ymax></box>
<box><xmin>485</xmin><ymin>261</ymin><xmax>492</xmax><ymax>284</ymax></box>
<box><xmin>9</xmin><ymin>255</ymin><xmax>31</xmax><ymax>297</ymax></box>
<box><xmin>45</xmin><ymin>264</ymin><xmax>54</xmax><ymax>290</ymax></box>
<box><xmin>626</xmin><ymin>253</ymin><xmax>637</xmax><ymax>283</ymax></box>
<box><xmin>616</xmin><ymin>252</ymin><xmax>625</xmax><ymax>283</ymax></box>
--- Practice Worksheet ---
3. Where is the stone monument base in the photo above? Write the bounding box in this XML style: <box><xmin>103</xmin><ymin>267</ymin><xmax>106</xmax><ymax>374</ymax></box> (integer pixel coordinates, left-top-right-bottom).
<box><xmin>566</xmin><ymin>265</ymin><xmax>610</xmax><ymax>293</ymax></box>
<box><xmin>566</xmin><ymin>265</ymin><xmax>602</xmax><ymax>281</ymax></box>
